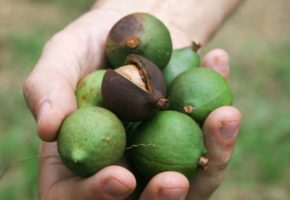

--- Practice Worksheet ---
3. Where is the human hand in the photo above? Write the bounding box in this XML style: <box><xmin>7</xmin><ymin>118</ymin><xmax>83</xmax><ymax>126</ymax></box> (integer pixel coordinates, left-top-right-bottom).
<box><xmin>23</xmin><ymin>3</ymin><xmax>242</xmax><ymax>200</ymax></box>
<box><xmin>35</xmin><ymin>48</ymin><xmax>241</xmax><ymax>200</ymax></box>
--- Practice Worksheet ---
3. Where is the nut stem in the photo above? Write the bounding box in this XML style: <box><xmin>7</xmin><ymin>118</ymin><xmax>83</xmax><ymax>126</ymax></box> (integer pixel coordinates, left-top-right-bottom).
<box><xmin>198</xmin><ymin>156</ymin><xmax>209</xmax><ymax>169</ymax></box>
<box><xmin>127</xmin><ymin>37</ymin><xmax>140</xmax><ymax>49</ymax></box>
<box><xmin>156</xmin><ymin>98</ymin><xmax>169</xmax><ymax>109</ymax></box>
<box><xmin>192</xmin><ymin>41</ymin><xmax>202</xmax><ymax>52</ymax></box>
<box><xmin>182</xmin><ymin>104</ymin><xmax>194</xmax><ymax>115</ymax></box>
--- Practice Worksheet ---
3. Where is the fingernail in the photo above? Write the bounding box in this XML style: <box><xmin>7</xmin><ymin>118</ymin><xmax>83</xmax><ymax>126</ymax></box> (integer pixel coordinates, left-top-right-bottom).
<box><xmin>104</xmin><ymin>178</ymin><xmax>131</xmax><ymax>198</ymax></box>
<box><xmin>37</xmin><ymin>100</ymin><xmax>52</xmax><ymax>123</ymax></box>
<box><xmin>159</xmin><ymin>188</ymin><xmax>187</xmax><ymax>200</ymax></box>
<box><xmin>220</xmin><ymin>121</ymin><xmax>240</xmax><ymax>139</ymax></box>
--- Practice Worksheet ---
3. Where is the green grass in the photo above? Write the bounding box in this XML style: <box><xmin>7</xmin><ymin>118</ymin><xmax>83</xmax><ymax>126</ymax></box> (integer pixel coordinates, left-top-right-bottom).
<box><xmin>235</xmin><ymin>44</ymin><xmax>290</xmax><ymax>184</ymax></box>
<box><xmin>53</xmin><ymin>0</ymin><xmax>94</xmax><ymax>10</ymax></box>
<box><xmin>30</xmin><ymin>0</ymin><xmax>95</xmax><ymax>11</ymax></box>
<box><xmin>0</xmin><ymin>1</ymin><xmax>94</xmax><ymax>199</ymax></box>
<box><xmin>0</xmin><ymin>81</ymin><xmax>40</xmax><ymax>199</ymax></box>
<box><xmin>0</xmin><ymin>28</ymin><xmax>46</xmax><ymax>200</ymax></box>
<box><xmin>7</xmin><ymin>28</ymin><xmax>54</xmax><ymax>68</ymax></box>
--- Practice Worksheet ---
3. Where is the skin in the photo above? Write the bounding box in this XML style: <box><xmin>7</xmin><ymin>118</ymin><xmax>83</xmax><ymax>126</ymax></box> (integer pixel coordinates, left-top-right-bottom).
<box><xmin>23</xmin><ymin>1</ymin><xmax>243</xmax><ymax>199</ymax></box>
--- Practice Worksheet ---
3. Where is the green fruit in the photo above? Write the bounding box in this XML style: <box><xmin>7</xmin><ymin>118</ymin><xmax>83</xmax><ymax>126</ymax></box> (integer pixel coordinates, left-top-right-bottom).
<box><xmin>163</xmin><ymin>46</ymin><xmax>201</xmax><ymax>88</ymax></box>
<box><xmin>168</xmin><ymin>67</ymin><xmax>233</xmax><ymax>124</ymax></box>
<box><xmin>106</xmin><ymin>12</ymin><xmax>172</xmax><ymax>70</ymax></box>
<box><xmin>76</xmin><ymin>70</ymin><xmax>106</xmax><ymax>108</ymax></box>
<box><xmin>128</xmin><ymin>111</ymin><xmax>206</xmax><ymax>180</ymax></box>
<box><xmin>57</xmin><ymin>107</ymin><xmax>126</xmax><ymax>177</ymax></box>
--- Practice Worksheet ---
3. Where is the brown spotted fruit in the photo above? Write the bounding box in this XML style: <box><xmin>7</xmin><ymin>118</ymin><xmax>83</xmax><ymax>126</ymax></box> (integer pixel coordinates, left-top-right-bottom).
<box><xmin>106</xmin><ymin>12</ymin><xmax>172</xmax><ymax>70</ymax></box>
<box><xmin>101</xmin><ymin>54</ymin><xmax>168</xmax><ymax>122</ymax></box>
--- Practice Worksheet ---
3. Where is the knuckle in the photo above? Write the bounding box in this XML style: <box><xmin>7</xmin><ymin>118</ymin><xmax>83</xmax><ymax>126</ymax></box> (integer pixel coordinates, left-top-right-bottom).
<box><xmin>23</xmin><ymin>75</ymin><xmax>34</xmax><ymax>101</ymax></box>
<box><xmin>43</xmin><ymin>31</ymin><xmax>64</xmax><ymax>52</ymax></box>
<box><xmin>211</xmin><ymin>156</ymin><xmax>230</xmax><ymax>173</ymax></box>
<box><xmin>23</xmin><ymin>75</ymin><xmax>39</xmax><ymax>115</ymax></box>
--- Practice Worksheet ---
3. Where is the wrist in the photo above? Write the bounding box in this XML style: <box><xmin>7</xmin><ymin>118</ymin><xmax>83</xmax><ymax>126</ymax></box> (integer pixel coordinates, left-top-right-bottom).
<box><xmin>91</xmin><ymin>1</ymin><xmax>193</xmax><ymax>48</ymax></box>
<box><xmin>92</xmin><ymin>0</ymin><xmax>244</xmax><ymax>46</ymax></box>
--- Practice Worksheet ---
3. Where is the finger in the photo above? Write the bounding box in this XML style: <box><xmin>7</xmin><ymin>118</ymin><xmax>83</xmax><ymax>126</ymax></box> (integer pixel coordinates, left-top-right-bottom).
<box><xmin>39</xmin><ymin>142</ymin><xmax>76</xmax><ymax>196</ymax></box>
<box><xmin>201</xmin><ymin>49</ymin><xmax>230</xmax><ymax>79</ymax></box>
<box><xmin>46</xmin><ymin>164</ymin><xmax>136</xmax><ymax>200</ymax></box>
<box><xmin>23</xmin><ymin>10</ymin><xmax>120</xmax><ymax>141</ymax></box>
<box><xmin>39</xmin><ymin>142</ymin><xmax>136</xmax><ymax>200</ymax></box>
<box><xmin>139</xmin><ymin>172</ymin><xmax>189</xmax><ymax>200</ymax></box>
<box><xmin>24</xmin><ymin>71</ymin><xmax>77</xmax><ymax>141</ymax></box>
<box><xmin>187</xmin><ymin>106</ymin><xmax>241</xmax><ymax>200</ymax></box>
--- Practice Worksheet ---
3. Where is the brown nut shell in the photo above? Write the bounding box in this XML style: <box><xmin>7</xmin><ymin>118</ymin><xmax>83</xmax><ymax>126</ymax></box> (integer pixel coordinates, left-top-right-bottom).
<box><xmin>101</xmin><ymin>55</ymin><xmax>168</xmax><ymax>122</ymax></box>
<box><xmin>124</xmin><ymin>54</ymin><xmax>166</xmax><ymax>97</ymax></box>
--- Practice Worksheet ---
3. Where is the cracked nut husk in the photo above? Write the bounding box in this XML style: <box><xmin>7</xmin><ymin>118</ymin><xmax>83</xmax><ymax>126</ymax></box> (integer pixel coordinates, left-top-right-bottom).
<box><xmin>101</xmin><ymin>54</ymin><xmax>168</xmax><ymax>122</ymax></box>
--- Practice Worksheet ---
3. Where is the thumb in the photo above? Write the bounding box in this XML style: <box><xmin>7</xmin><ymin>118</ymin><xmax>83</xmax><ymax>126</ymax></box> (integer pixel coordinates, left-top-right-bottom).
<box><xmin>23</xmin><ymin>10</ymin><xmax>121</xmax><ymax>141</ymax></box>
<box><xmin>23</xmin><ymin>29</ymin><xmax>84</xmax><ymax>141</ymax></box>
<box><xmin>24</xmin><ymin>69</ymin><xmax>77</xmax><ymax>141</ymax></box>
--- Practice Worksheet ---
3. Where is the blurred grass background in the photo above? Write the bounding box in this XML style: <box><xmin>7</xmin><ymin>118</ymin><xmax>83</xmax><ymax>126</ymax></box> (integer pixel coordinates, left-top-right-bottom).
<box><xmin>0</xmin><ymin>0</ymin><xmax>289</xmax><ymax>199</ymax></box>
